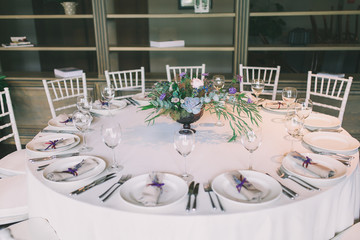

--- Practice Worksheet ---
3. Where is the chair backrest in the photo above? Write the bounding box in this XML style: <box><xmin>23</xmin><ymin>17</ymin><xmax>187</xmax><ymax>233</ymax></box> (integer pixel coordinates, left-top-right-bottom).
<box><xmin>239</xmin><ymin>64</ymin><xmax>281</xmax><ymax>101</ymax></box>
<box><xmin>166</xmin><ymin>64</ymin><xmax>206</xmax><ymax>82</ymax></box>
<box><xmin>0</xmin><ymin>88</ymin><xmax>21</xmax><ymax>150</ymax></box>
<box><xmin>42</xmin><ymin>73</ymin><xmax>87</xmax><ymax>119</ymax></box>
<box><xmin>305</xmin><ymin>71</ymin><xmax>353</xmax><ymax>124</ymax></box>
<box><xmin>105</xmin><ymin>67</ymin><xmax>145</xmax><ymax>100</ymax></box>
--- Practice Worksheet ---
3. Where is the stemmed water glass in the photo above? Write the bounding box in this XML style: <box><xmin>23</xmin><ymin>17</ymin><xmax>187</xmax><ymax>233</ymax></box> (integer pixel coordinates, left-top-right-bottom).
<box><xmin>213</xmin><ymin>75</ymin><xmax>225</xmax><ymax>127</ymax></box>
<box><xmin>251</xmin><ymin>79</ymin><xmax>265</xmax><ymax>103</ymax></box>
<box><xmin>240</xmin><ymin>126</ymin><xmax>262</xmax><ymax>170</ymax></box>
<box><xmin>72</xmin><ymin>110</ymin><xmax>93</xmax><ymax>152</ymax></box>
<box><xmin>295</xmin><ymin>98</ymin><xmax>313</xmax><ymax>136</ymax></box>
<box><xmin>284</xmin><ymin>112</ymin><xmax>302</xmax><ymax>152</ymax></box>
<box><xmin>174</xmin><ymin>128</ymin><xmax>195</xmax><ymax>182</ymax></box>
<box><xmin>282</xmin><ymin>87</ymin><xmax>297</xmax><ymax>110</ymax></box>
<box><xmin>77</xmin><ymin>95</ymin><xmax>93</xmax><ymax>113</ymax></box>
<box><xmin>101</xmin><ymin>84</ymin><xmax>115</xmax><ymax>110</ymax></box>
<box><xmin>101</xmin><ymin>122</ymin><xmax>123</xmax><ymax>171</ymax></box>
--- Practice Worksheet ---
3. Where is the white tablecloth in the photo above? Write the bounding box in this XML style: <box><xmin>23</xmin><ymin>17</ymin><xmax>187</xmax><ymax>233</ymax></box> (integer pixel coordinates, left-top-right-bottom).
<box><xmin>19</xmin><ymin>105</ymin><xmax>360</xmax><ymax>240</ymax></box>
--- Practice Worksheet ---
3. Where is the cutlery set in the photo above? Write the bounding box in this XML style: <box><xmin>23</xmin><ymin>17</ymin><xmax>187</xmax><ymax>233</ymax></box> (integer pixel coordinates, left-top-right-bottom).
<box><xmin>266</xmin><ymin>173</ymin><xmax>298</xmax><ymax>200</ymax></box>
<box><xmin>29</xmin><ymin>152</ymin><xmax>80</xmax><ymax>163</ymax></box>
<box><xmin>186</xmin><ymin>181</ymin><xmax>199</xmax><ymax>212</ymax></box>
<box><xmin>277</xmin><ymin>167</ymin><xmax>320</xmax><ymax>192</ymax></box>
<box><xmin>125</xmin><ymin>97</ymin><xmax>140</xmax><ymax>106</ymax></box>
<box><xmin>98</xmin><ymin>174</ymin><xmax>132</xmax><ymax>202</ymax></box>
<box><xmin>203</xmin><ymin>182</ymin><xmax>225</xmax><ymax>212</ymax></box>
<box><xmin>70</xmin><ymin>173</ymin><xmax>116</xmax><ymax>195</ymax></box>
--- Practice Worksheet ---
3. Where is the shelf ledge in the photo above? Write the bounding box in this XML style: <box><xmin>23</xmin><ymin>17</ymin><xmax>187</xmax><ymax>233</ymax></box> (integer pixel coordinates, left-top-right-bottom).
<box><xmin>107</xmin><ymin>13</ymin><xmax>236</xmax><ymax>19</ymax></box>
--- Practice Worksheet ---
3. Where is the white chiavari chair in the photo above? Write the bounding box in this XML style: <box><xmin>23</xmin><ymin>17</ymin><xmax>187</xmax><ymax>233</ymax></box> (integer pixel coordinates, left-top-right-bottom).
<box><xmin>0</xmin><ymin>87</ymin><xmax>21</xmax><ymax>150</ymax></box>
<box><xmin>239</xmin><ymin>64</ymin><xmax>280</xmax><ymax>101</ymax></box>
<box><xmin>42</xmin><ymin>73</ymin><xmax>87</xmax><ymax>119</ymax></box>
<box><xmin>305</xmin><ymin>71</ymin><xmax>353</xmax><ymax>124</ymax></box>
<box><xmin>104</xmin><ymin>67</ymin><xmax>145</xmax><ymax>100</ymax></box>
<box><xmin>166</xmin><ymin>64</ymin><xmax>206</xmax><ymax>82</ymax></box>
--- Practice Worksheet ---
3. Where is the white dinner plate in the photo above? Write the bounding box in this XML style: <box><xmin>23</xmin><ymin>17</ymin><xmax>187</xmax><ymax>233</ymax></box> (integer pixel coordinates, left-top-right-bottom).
<box><xmin>303</xmin><ymin>132</ymin><xmax>360</xmax><ymax>154</ymax></box>
<box><xmin>262</xmin><ymin>101</ymin><xmax>293</xmax><ymax>114</ymax></box>
<box><xmin>282</xmin><ymin>153</ymin><xmax>347</xmax><ymax>182</ymax></box>
<box><xmin>304</xmin><ymin>113</ymin><xmax>341</xmax><ymax>130</ymax></box>
<box><xmin>26</xmin><ymin>134</ymin><xmax>80</xmax><ymax>154</ymax></box>
<box><xmin>90</xmin><ymin>100</ymin><xmax>127</xmax><ymax>115</ymax></box>
<box><xmin>48</xmin><ymin>114</ymin><xmax>76</xmax><ymax>129</ymax></box>
<box><xmin>132</xmin><ymin>92</ymin><xmax>151</xmax><ymax>106</ymax></box>
<box><xmin>42</xmin><ymin>155</ymin><xmax>105</xmax><ymax>183</ymax></box>
<box><xmin>119</xmin><ymin>173</ymin><xmax>188</xmax><ymax>208</ymax></box>
<box><xmin>212</xmin><ymin>170</ymin><xmax>281</xmax><ymax>204</ymax></box>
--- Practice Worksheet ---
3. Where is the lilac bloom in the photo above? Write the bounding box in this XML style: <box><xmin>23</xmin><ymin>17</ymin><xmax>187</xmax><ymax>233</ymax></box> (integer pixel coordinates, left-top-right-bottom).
<box><xmin>179</xmin><ymin>72</ymin><xmax>186</xmax><ymax>78</ymax></box>
<box><xmin>229</xmin><ymin>87</ymin><xmax>237</xmax><ymax>94</ymax></box>
<box><xmin>237</xmin><ymin>75</ymin><xmax>242</xmax><ymax>82</ymax></box>
<box><xmin>159</xmin><ymin>93</ymin><xmax>166</xmax><ymax>101</ymax></box>
<box><xmin>202</xmin><ymin>73</ymin><xmax>209</xmax><ymax>77</ymax></box>
<box><xmin>247</xmin><ymin>98</ymin><xmax>253</xmax><ymax>103</ymax></box>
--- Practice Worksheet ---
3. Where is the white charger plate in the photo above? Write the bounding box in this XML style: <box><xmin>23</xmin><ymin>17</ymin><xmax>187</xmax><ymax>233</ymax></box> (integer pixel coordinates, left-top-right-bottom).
<box><xmin>282</xmin><ymin>153</ymin><xmax>347</xmax><ymax>182</ymax></box>
<box><xmin>26</xmin><ymin>134</ymin><xmax>80</xmax><ymax>154</ymax></box>
<box><xmin>262</xmin><ymin>101</ymin><xmax>292</xmax><ymax>114</ymax></box>
<box><xmin>303</xmin><ymin>132</ymin><xmax>360</xmax><ymax>154</ymax></box>
<box><xmin>90</xmin><ymin>100</ymin><xmax>127</xmax><ymax>116</ymax></box>
<box><xmin>48</xmin><ymin>114</ymin><xmax>76</xmax><ymax>129</ymax></box>
<box><xmin>212</xmin><ymin>170</ymin><xmax>281</xmax><ymax>204</ymax></box>
<box><xmin>119</xmin><ymin>173</ymin><xmax>187</xmax><ymax>208</ymax></box>
<box><xmin>42</xmin><ymin>156</ymin><xmax>105</xmax><ymax>183</ymax></box>
<box><xmin>132</xmin><ymin>92</ymin><xmax>151</xmax><ymax>106</ymax></box>
<box><xmin>304</xmin><ymin>113</ymin><xmax>341</xmax><ymax>130</ymax></box>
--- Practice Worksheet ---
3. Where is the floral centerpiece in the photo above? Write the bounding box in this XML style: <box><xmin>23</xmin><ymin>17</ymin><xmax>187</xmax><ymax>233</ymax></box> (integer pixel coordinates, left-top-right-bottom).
<box><xmin>141</xmin><ymin>73</ymin><xmax>262</xmax><ymax>142</ymax></box>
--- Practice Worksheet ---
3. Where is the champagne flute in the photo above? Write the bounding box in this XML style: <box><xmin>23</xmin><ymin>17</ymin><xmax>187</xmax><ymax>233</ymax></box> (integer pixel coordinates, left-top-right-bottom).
<box><xmin>295</xmin><ymin>98</ymin><xmax>313</xmax><ymax>136</ymax></box>
<box><xmin>282</xmin><ymin>87</ymin><xmax>297</xmax><ymax>110</ymax></box>
<box><xmin>101</xmin><ymin>122</ymin><xmax>123</xmax><ymax>171</ymax></box>
<box><xmin>72</xmin><ymin>110</ymin><xmax>93</xmax><ymax>152</ymax></box>
<box><xmin>174</xmin><ymin>128</ymin><xmax>195</xmax><ymax>182</ymax></box>
<box><xmin>77</xmin><ymin>95</ymin><xmax>93</xmax><ymax>113</ymax></box>
<box><xmin>213</xmin><ymin>75</ymin><xmax>225</xmax><ymax>127</ymax></box>
<box><xmin>101</xmin><ymin>84</ymin><xmax>115</xmax><ymax>110</ymax></box>
<box><xmin>251</xmin><ymin>79</ymin><xmax>265</xmax><ymax>103</ymax></box>
<box><xmin>284</xmin><ymin>112</ymin><xmax>302</xmax><ymax>152</ymax></box>
<box><xmin>240</xmin><ymin>127</ymin><xmax>262</xmax><ymax>170</ymax></box>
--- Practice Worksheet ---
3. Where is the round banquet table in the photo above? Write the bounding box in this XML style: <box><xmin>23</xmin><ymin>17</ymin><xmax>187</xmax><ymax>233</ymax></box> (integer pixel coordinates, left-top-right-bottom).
<box><xmin>22</xmin><ymin>104</ymin><xmax>360</xmax><ymax>240</ymax></box>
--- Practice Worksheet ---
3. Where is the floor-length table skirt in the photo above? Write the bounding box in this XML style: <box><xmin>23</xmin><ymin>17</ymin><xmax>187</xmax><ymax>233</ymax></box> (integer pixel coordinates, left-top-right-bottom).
<box><xmin>23</xmin><ymin>106</ymin><xmax>360</xmax><ymax>240</ymax></box>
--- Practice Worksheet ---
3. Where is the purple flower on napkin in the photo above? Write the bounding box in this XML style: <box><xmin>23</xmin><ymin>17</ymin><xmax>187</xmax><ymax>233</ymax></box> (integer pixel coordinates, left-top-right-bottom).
<box><xmin>45</xmin><ymin>138</ymin><xmax>63</xmax><ymax>150</ymax></box>
<box><xmin>60</xmin><ymin>117</ymin><xmax>72</xmax><ymax>124</ymax></box>
<box><xmin>302</xmin><ymin>156</ymin><xmax>313</xmax><ymax>168</ymax></box>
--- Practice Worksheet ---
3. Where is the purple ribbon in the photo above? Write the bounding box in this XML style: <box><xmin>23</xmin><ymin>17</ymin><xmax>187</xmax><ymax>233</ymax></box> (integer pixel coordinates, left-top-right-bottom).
<box><xmin>302</xmin><ymin>156</ymin><xmax>313</xmax><ymax>168</ymax></box>
<box><xmin>45</xmin><ymin>139</ymin><xmax>60</xmax><ymax>150</ymax></box>
<box><xmin>277</xmin><ymin>101</ymin><xmax>284</xmax><ymax>109</ymax></box>
<box><xmin>236</xmin><ymin>176</ymin><xmax>247</xmax><ymax>193</ymax></box>
<box><xmin>148</xmin><ymin>180</ymin><xmax>165</xmax><ymax>190</ymax></box>
<box><xmin>100</xmin><ymin>100</ymin><xmax>109</xmax><ymax>106</ymax></box>
<box><xmin>62</xmin><ymin>160</ymin><xmax>85</xmax><ymax>176</ymax></box>
<box><xmin>60</xmin><ymin>117</ymin><xmax>72</xmax><ymax>124</ymax></box>
<box><xmin>65</xmin><ymin>168</ymin><xmax>78</xmax><ymax>176</ymax></box>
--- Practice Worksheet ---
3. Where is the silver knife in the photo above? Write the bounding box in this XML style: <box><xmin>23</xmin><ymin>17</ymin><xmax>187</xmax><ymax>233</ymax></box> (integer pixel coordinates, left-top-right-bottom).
<box><xmin>70</xmin><ymin>173</ymin><xmax>116</xmax><ymax>195</ymax></box>
<box><xmin>186</xmin><ymin>181</ymin><xmax>195</xmax><ymax>212</ymax></box>
<box><xmin>42</xmin><ymin>129</ymin><xmax>79</xmax><ymax>134</ymax></box>
<box><xmin>129</xmin><ymin>97</ymin><xmax>140</xmax><ymax>106</ymax></box>
<box><xmin>192</xmin><ymin>183</ymin><xmax>200</xmax><ymax>211</ymax></box>
<box><xmin>29</xmin><ymin>152</ymin><xmax>80</xmax><ymax>163</ymax></box>
<box><xmin>266</xmin><ymin>173</ymin><xmax>298</xmax><ymax>197</ymax></box>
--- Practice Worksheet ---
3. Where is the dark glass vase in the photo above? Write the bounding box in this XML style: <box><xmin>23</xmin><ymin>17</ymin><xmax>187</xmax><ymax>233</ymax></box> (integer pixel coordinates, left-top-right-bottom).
<box><xmin>172</xmin><ymin>109</ymin><xmax>204</xmax><ymax>133</ymax></box>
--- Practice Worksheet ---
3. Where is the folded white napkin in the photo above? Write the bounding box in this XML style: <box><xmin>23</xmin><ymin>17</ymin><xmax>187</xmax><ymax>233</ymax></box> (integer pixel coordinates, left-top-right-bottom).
<box><xmin>133</xmin><ymin>93</ymin><xmax>151</xmax><ymax>101</ymax></box>
<box><xmin>225</xmin><ymin>171</ymin><xmax>262</xmax><ymax>202</ymax></box>
<box><xmin>45</xmin><ymin>158</ymin><xmax>99</xmax><ymax>182</ymax></box>
<box><xmin>285</xmin><ymin>151</ymin><xmax>335</xmax><ymax>178</ymax></box>
<box><xmin>138</xmin><ymin>172</ymin><xmax>164</xmax><ymax>207</ymax></box>
<box><xmin>34</xmin><ymin>137</ymin><xmax>75</xmax><ymax>151</ymax></box>
<box><xmin>56</xmin><ymin>113</ymin><xmax>73</xmax><ymax>126</ymax></box>
<box><xmin>93</xmin><ymin>100</ymin><xmax>119</xmax><ymax>110</ymax></box>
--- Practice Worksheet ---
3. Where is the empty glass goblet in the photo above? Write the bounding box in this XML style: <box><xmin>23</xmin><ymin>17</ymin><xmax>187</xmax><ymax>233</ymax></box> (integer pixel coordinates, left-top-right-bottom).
<box><xmin>284</xmin><ymin>112</ymin><xmax>302</xmax><ymax>152</ymax></box>
<box><xmin>282</xmin><ymin>87</ymin><xmax>297</xmax><ymax>110</ymax></box>
<box><xmin>77</xmin><ymin>95</ymin><xmax>93</xmax><ymax>113</ymax></box>
<box><xmin>240</xmin><ymin>126</ymin><xmax>262</xmax><ymax>170</ymax></box>
<box><xmin>101</xmin><ymin>122</ymin><xmax>123</xmax><ymax>171</ymax></box>
<box><xmin>101</xmin><ymin>84</ymin><xmax>115</xmax><ymax>109</ymax></box>
<box><xmin>213</xmin><ymin>75</ymin><xmax>225</xmax><ymax>127</ymax></box>
<box><xmin>72</xmin><ymin>110</ymin><xmax>93</xmax><ymax>152</ymax></box>
<box><xmin>174</xmin><ymin>128</ymin><xmax>195</xmax><ymax>182</ymax></box>
<box><xmin>295</xmin><ymin>98</ymin><xmax>313</xmax><ymax>135</ymax></box>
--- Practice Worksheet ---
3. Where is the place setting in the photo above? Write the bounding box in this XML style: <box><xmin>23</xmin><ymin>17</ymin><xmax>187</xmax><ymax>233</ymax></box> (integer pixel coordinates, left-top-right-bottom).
<box><xmin>91</xmin><ymin>84</ymin><xmax>128</xmax><ymax>116</ymax></box>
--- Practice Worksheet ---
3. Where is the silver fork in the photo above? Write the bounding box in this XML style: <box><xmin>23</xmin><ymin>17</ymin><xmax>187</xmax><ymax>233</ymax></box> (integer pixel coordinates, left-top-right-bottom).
<box><xmin>99</xmin><ymin>174</ymin><xmax>131</xmax><ymax>202</ymax></box>
<box><xmin>203</xmin><ymin>182</ymin><xmax>216</xmax><ymax>210</ymax></box>
<box><xmin>206</xmin><ymin>182</ymin><xmax>225</xmax><ymax>212</ymax></box>
<box><xmin>277</xmin><ymin>167</ymin><xmax>319</xmax><ymax>191</ymax></box>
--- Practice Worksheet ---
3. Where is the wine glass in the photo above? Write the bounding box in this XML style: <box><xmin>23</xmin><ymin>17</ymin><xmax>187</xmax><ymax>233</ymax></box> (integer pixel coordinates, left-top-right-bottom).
<box><xmin>72</xmin><ymin>110</ymin><xmax>93</xmax><ymax>152</ymax></box>
<box><xmin>212</xmin><ymin>75</ymin><xmax>225</xmax><ymax>127</ymax></box>
<box><xmin>295</xmin><ymin>98</ymin><xmax>313</xmax><ymax>136</ymax></box>
<box><xmin>251</xmin><ymin>79</ymin><xmax>265</xmax><ymax>103</ymax></box>
<box><xmin>77</xmin><ymin>95</ymin><xmax>93</xmax><ymax>113</ymax></box>
<box><xmin>284</xmin><ymin>112</ymin><xmax>302</xmax><ymax>152</ymax></box>
<box><xmin>174</xmin><ymin>128</ymin><xmax>195</xmax><ymax>182</ymax></box>
<box><xmin>101</xmin><ymin>84</ymin><xmax>115</xmax><ymax>109</ymax></box>
<box><xmin>282</xmin><ymin>87</ymin><xmax>297</xmax><ymax>110</ymax></box>
<box><xmin>240</xmin><ymin>126</ymin><xmax>262</xmax><ymax>170</ymax></box>
<box><xmin>101</xmin><ymin>122</ymin><xmax>123</xmax><ymax>171</ymax></box>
